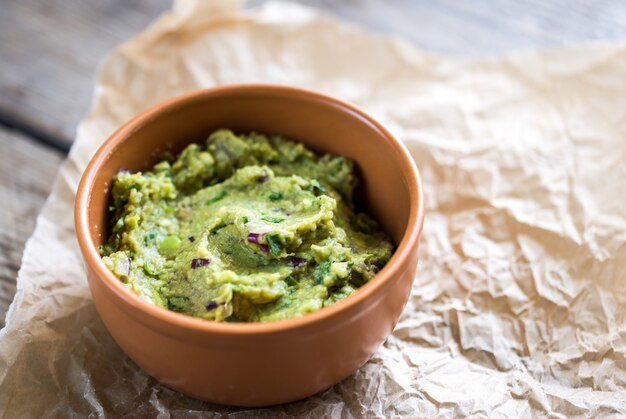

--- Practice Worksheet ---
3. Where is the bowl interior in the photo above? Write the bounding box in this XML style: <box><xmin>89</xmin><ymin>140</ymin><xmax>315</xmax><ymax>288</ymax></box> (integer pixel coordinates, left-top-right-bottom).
<box><xmin>87</xmin><ymin>87</ymin><xmax>412</xmax><ymax>256</ymax></box>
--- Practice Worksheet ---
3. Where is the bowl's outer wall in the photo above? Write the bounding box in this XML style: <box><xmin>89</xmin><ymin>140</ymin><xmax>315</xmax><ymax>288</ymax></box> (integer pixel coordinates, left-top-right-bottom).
<box><xmin>87</xmin><ymin>251</ymin><xmax>417</xmax><ymax>406</ymax></box>
<box><xmin>80</xmin><ymin>87</ymin><xmax>422</xmax><ymax>406</ymax></box>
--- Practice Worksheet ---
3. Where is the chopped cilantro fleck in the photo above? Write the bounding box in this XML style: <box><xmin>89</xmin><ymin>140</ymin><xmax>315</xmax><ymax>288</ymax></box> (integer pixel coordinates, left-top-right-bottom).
<box><xmin>310</xmin><ymin>179</ymin><xmax>326</xmax><ymax>195</ymax></box>
<box><xmin>261</xmin><ymin>216</ymin><xmax>284</xmax><ymax>223</ymax></box>
<box><xmin>265</xmin><ymin>234</ymin><xmax>281</xmax><ymax>256</ymax></box>
<box><xmin>207</xmin><ymin>190</ymin><xmax>227</xmax><ymax>204</ymax></box>
<box><xmin>268</xmin><ymin>192</ymin><xmax>283</xmax><ymax>201</ymax></box>
<box><xmin>314</xmin><ymin>260</ymin><xmax>332</xmax><ymax>284</ymax></box>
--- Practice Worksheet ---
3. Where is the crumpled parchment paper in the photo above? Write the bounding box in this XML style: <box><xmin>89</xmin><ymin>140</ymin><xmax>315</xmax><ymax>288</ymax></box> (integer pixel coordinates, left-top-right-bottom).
<box><xmin>1</xmin><ymin>1</ymin><xmax>625</xmax><ymax>417</ymax></box>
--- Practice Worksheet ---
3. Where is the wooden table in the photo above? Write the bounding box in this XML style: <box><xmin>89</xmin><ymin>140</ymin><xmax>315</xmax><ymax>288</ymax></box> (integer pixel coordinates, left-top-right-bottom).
<box><xmin>2</xmin><ymin>0</ymin><xmax>625</xmax><ymax>327</ymax></box>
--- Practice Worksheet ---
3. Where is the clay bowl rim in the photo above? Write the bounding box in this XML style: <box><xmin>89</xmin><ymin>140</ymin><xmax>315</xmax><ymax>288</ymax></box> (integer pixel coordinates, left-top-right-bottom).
<box><xmin>75</xmin><ymin>84</ymin><xmax>425</xmax><ymax>336</ymax></box>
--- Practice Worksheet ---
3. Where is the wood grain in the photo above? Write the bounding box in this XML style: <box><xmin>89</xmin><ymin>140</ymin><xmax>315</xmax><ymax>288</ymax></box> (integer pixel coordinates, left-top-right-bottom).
<box><xmin>253</xmin><ymin>0</ymin><xmax>626</xmax><ymax>56</ymax></box>
<box><xmin>0</xmin><ymin>0</ymin><xmax>171</xmax><ymax>149</ymax></box>
<box><xmin>0</xmin><ymin>128</ymin><xmax>64</xmax><ymax>327</ymax></box>
<box><xmin>3</xmin><ymin>0</ymin><xmax>626</xmax><ymax>148</ymax></box>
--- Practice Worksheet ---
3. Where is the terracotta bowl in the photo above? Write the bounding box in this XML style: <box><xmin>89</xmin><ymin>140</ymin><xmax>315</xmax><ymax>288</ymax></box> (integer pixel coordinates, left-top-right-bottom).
<box><xmin>75</xmin><ymin>84</ymin><xmax>425</xmax><ymax>407</ymax></box>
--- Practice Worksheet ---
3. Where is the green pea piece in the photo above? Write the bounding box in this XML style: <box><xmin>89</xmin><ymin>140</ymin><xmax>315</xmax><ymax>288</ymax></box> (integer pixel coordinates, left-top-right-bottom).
<box><xmin>159</xmin><ymin>235</ymin><xmax>182</xmax><ymax>257</ymax></box>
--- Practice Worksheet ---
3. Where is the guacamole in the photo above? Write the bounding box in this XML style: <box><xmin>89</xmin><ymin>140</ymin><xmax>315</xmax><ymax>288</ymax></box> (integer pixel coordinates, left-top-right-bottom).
<box><xmin>101</xmin><ymin>130</ymin><xmax>393</xmax><ymax>322</ymax></box>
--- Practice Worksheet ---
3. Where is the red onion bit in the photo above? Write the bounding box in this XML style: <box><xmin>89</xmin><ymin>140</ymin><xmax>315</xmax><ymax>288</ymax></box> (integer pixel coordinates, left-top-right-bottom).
<box><xmin>289</xmin><ymin>257</ymin><xmax>307</xmax><ymax>268</ymax></box>
<box><xmin>190</xmin><ymin>258</ymin><xmax>210</xmax><ymax>269</ymax></box>
<box><xmin>247</xmin><ymin>232</ymin><xmax>264</xmax><ymax>244</ymax></box>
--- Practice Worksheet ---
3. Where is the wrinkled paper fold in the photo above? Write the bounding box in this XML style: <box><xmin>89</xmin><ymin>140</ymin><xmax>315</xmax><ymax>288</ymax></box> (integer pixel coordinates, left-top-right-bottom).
<box><xmin>1</xmin><ymin>1</ymin><xmax>625</xmax><ymax>416</ymax></box>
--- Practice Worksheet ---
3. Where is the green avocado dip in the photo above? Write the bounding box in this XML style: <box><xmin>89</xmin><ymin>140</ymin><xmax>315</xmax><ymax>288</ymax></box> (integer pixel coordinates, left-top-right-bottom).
<box><xmin>101</xmin><ymin>129</ymin><xmax>394</xmax><ymax>322</ymax></box>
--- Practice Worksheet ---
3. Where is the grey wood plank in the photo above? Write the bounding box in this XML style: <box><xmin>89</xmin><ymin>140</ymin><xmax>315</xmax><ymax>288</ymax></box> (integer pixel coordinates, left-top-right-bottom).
<box><xmin>251</xmin><ymin>0</ymin><xmax>626</xmax><ymax>56</ymax></box>
<box><xmin>3</xmin><ymin>0</ymin><xmax>626</xmax><ymax>149</ymax></box>
<box><xmin>0</xmin><ymin>128</ymin><xmax>64</xmax><ymax>327</ymax></box>
<box><xmin>0</xmin><ymin>0</ymin><xmax>171</xmax><ymax>148</ymax></box>
<box><xmin>3</xmin><ymin>0</ymin><xmax>626</xmax><ymax>150</ymax></box>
